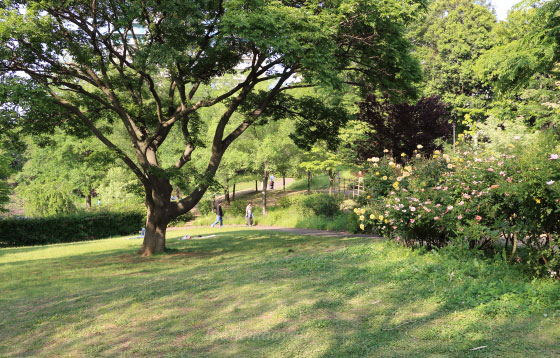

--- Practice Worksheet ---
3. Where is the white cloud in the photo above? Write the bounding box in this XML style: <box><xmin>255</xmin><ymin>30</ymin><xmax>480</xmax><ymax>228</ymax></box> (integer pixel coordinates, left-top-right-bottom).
<box><xmin>491</xmin><ymin>0</ymin><xmax>523</xmax><ymax>20</ymax></box>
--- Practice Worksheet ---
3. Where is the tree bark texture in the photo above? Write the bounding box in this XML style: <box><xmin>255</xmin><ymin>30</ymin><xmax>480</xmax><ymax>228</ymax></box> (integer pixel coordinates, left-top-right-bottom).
<box><xmin>138</xmin><ymin>179</ymin><xmax>172</xmax><ymax>256</ymax></box>
<box><xmin>233</xmin><ymin>183</ymin><xmax>236</xmax><ymax>201</ymax></box>
<box><xmin>307</xmin><ymin>171</ymin><xmax>312</xmax><ymax>194</ymax></box>
<box><xmin>328</xmin><ymin>169</ymin><xmax>334</xmax><ymax>196</ymax></box>
<box><xmin>262</xmin><ymin>170</ymin><xmax>269</xmax><ymax>216</ymax></box>
<box><xmin>86</xmin><ymin>194</ymin><xmax>91</xmax><ymax>208</ymax></box>
<box><xmin>225</xmin><ymin>177</ymin><xmax>230</xmax><ymax>204</ymax></box>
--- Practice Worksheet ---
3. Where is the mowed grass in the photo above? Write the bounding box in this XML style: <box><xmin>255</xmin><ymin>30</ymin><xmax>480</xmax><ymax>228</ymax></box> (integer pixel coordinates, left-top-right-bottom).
<box><xmin>1</xmin><ymin>228</ymin><xmax>560</xmax><ymax>358</ymax></box>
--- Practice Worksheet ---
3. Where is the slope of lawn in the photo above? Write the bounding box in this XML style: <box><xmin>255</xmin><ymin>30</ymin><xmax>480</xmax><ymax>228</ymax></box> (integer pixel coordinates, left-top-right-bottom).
<box><xmin>1</xmin><ymin>227</ymin><xmax>559</xmax><ymax>358</ymax></box>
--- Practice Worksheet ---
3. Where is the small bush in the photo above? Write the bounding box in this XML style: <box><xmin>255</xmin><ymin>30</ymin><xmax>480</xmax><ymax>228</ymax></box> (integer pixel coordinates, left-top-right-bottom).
<box><xmin>0</xmin><ymin>211</ymin><xmax>144</xmax><ymax>247</ymax></box>
<box><xmin>228</xmin><ymin>200</ymin><xmax>247</xmax><ymax>217</ymax></box>
<box><xmin>197</xmin><ymin>200</ymin><xmax>213</xmax><ymax>215</ymax></box>
<box><xmin>302</xmin><ymin>194</ymin><xmax>340</xmax><ymax>217</ymax></box>
<box><xmin>339</xmin><ymin>199</ymin><xmax>358</xmax><ymax>212</ymax></box>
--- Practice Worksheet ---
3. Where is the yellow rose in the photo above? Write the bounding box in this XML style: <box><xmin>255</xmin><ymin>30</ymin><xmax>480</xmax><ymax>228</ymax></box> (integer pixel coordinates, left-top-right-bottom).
<box><xmin>370</xmin><ymin>214</ymin><xmax>375</xmax><ymax>219</ymax></box>
<box><xmin>360</xmin><ymin>208</ymin><xmax>366</xmax><ymax>214</ymax></box>
<box><xmin>382</xmin><ymin>176</ymin><xmax>388</xmax><ymax>180</ymax></box>
<box><xmin>401</xmin><ymin>152</ymin><xmax>406</xmax><ymax>157</ymax></box>
<box><xmin>353</xmin><ymin>208</ymin><xmax>359</xmax><ymax>213</ymax></box>
<box><xmin>378</xmin><ymin>215</ymin><xmax>384</xmax><ymax>221</ymax></box>
<box><xmin>360</xmin><ymin>224</ymin><xmax>365</xmax><ymax>230</ymax></box>
<box><xmin>359</xmin><ymin>215</ymin><xmax>365</xmax><ymax>221</ymax></box>
<box><xmin>384</xmin><ymin>219</ymin><xmax>388</xmax><ymax>224</ymax></box>
<box><xmin>535</xmin><ymin>198</ymin><xmax>541</xmax><ymax>204</ymax></box>
<box><xmin>375</xmin><ymin>172</ymin><xmax>380</xmax><ymax>176</ymax></box>
<box><xmin>447</xmin><ymin>164</ymin><xmax>453</xmax><ymax>169</ymax></box>
<box><xmin>434</xmin><ymin>150</ymin><xmax>441</xmax><ymax>155</ymax></box>
<box><xmin>367</xmin><ymin>195</ymin><xmax>371</xmax><ymax>199</ymax></box>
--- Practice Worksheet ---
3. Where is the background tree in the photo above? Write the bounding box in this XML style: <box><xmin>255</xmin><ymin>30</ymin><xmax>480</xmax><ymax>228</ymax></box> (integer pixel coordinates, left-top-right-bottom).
<box><xmin>476</xmin><ymin>0</ymin><xmax>560</xmax><ymax>131</ymax></box>
<box><xmin>0</xmin><ymin>151</ymin><xmax>11</xmax><ymax>212</ymax></box>
<box><xmin>299</xmin><ymin>143</ymin><xmax>346</xmax><ymax>196</ymax></box>
<box><xmin>356</xmin><ymin>95</ymin><xmax>451</xmax><ymax>162</ymax></box>
<box><xmin>0</xmin><ymin>0</ymin><xmax>424</xmax><ymax>255</ymax></box>
<box><xmin>409</xmin><ymin>0</ymin><xmax>497</xmax><ymax>125</ymax></box>
<box><xmin>16</xmin><ymin>134</ymin><xmax>114</xmax><ymax>216</ymax></box>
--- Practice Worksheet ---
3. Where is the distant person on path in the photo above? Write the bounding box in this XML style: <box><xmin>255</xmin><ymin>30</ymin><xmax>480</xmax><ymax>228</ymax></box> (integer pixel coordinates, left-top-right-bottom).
<box><xmin>211</xmin><ymin>203</ymin><xmax>224</xmax><ymax>228</ymax></box>
<box><xmin>270</xmin><ymin>174</ymin><xmax>275</xmax><ymax>189</ymax></box>
<box><xmin>245</xmin><ymin>202</ymin><xmax>254</xmax><ymax>226</ymax></box>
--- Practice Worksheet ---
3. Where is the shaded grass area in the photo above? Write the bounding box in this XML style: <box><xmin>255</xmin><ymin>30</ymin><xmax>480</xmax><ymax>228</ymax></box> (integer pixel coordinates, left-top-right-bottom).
<box><xmin>1</xmin><ymin>228</ymin><xmax>560</xmax><ymax>357</ymax></box>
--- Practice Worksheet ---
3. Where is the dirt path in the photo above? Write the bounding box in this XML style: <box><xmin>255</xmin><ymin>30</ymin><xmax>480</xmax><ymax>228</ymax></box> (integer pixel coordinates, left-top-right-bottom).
<box><xmin>168</xmin><ymin>224</ymin><xmax>381</xmax><ymax>239</ymax></box>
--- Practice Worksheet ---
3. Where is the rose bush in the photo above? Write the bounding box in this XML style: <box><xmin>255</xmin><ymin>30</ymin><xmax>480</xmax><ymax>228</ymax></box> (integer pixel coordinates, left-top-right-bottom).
<box><xmin>357</xmin><ymin>134</ymin><xmax>560</xmax><ymax>278</ymax></box>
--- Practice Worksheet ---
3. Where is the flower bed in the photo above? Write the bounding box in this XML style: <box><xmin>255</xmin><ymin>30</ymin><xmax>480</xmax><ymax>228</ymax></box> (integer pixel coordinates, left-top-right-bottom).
<box><xmin>357</xmin><ymin>135</ymin><xmax>560</xmax><ymax>278</ymax></box>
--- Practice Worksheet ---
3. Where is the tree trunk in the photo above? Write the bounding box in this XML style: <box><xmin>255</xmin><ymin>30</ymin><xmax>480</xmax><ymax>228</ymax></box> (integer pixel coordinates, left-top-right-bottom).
<box><xmin>86</xmin><ymin>194</ymin><xmax>91</xmax><ymax>208</ymax></box>
<box><xmin>138</xmin><ymin>179</ymin><xmax>173</xmax><ymax>257</ymax></box>
<box><xmin>328</xmin><ymin>169</ymin><xmax>334</xmax><ymax>196</ymax></box>
<box><xmin>225</xmin><ymin>177</ymin><xmax>230</xmax><ymax>204</ymax></box>
<box><xmin>139</xmin><ymin>207</ymin><xmax>169</xmax><ymax>257</ymax></box>
<box><xmin>283</xmin><ymin>174</ymin><xmax>286</xmax><ymax>191</ymax></box>
<box><xmin>233</xmin><ymin>183</ymin><xmax>236</xmax><ymax>201</ymax></box>
<box><xmin>255</xmin><ymin>180</ymin><xmax>258</xmax><ymax>192</ymax></box>
<box><xmin>307</xmin><ymin>170</ymin><xmax>312</xmax><ymax>194</ymax></box>
<box><xmin>262</xmin><ymin>170</ymin><xmax>269</xmax><ymax>216</ymax></box>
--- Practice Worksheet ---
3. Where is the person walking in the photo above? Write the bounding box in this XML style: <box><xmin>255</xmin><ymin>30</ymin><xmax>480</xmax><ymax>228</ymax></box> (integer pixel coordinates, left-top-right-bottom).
<box><xmin>269</xmin><ymin>173</ymin><xmax>275</xmax><ymax>189</ymax></box>
<box><xmin>245</xmin><ymin>202</ymin><xmax>254</xmax><ymax>226</ymax></box>
<box><xmin>211</xmin><ymin>203</ymin><xmax>224</xmax><ymax>228</ymax></box>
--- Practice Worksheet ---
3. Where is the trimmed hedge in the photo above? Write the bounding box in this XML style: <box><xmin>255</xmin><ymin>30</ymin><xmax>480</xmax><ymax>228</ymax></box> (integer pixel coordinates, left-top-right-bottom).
<box><xmin>0</xmin><ymin>211</ymin><xmax>144</xmax><ymax>247</ymax></box>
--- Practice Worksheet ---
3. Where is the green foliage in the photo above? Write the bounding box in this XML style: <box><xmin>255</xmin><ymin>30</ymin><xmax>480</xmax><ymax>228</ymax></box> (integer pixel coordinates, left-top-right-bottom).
<box><xmin>228</xmin><ymin>200</ymin><xmax>247</xmax><ymax>217</ymax></box>
<box><xmin>282</xmin><ymin>193</ymin><xmax>341</xmax><ymax>218</ymax></box>
<box><xmin>17</xmin><ymin>182</ymin><xmax>77</xmax><ymax>217</ymax></box>
<box><xmin>475</xmin><ymin>1</ymin><xmax>560</xmax><ymax>130</ymax></box>
<box><xmin>0</xmin><ymin>151</ymin><xmax>11</xmax><ymax>212</ymax></box>
<box><xmin>197</xmin><ymin>200</ymin><xmax>213</xmax><ymax>216</ymax></box>
<box><xmin>410</xmin><ymin>0</ymin><xmax>497</xmax><ymax>124</ymax></box>
<box><xmin>475</xmin><ymin>0</ymin><xmax>560</xmax><ymax>93</ymax></box>
<box><xmin>0</xmin><ymin>211</ymin><xmax>144</xmax><ymax>247</ymax></box>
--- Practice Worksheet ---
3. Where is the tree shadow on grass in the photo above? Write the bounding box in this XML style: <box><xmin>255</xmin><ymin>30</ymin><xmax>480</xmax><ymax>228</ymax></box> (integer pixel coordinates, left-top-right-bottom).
<box><xmin>1</xmin><ymin>230</ymin><xmax>559</xmax><ymax>357</ymax></box>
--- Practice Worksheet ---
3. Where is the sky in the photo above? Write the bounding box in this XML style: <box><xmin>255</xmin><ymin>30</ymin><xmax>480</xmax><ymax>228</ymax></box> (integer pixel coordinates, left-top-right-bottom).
<box><xmin>491</xmin><ymin>0</ymin><xmax>522</xmax><ymax>20</ymax></box>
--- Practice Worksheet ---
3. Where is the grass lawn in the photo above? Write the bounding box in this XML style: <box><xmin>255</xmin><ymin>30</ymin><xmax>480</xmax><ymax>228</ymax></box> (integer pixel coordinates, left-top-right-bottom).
<box><xmin>1</xmin><ymin>228</ymin><xmax>559</xmax><ymax>357</ymax></box>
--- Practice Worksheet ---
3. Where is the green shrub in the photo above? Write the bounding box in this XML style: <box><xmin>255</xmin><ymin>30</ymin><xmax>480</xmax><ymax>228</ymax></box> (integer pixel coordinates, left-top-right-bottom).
<box><xmin>0</xmin><ymin>211</ymin><xmax>144</xmax><ymax>247</ymax></box>
<box><xmin>228</xmin><ymin>200</ymin><xmax>247</xmax><ymax>216</ymax></box>
<box><xmin>302</xmin><ymin>194</ymin><xmax>340</xmax><ymax>217</ymax></box>
<box><xmin>198</xmin><ymin>200</ymin><xmax>213</xmax><ymax>215</ymax></box>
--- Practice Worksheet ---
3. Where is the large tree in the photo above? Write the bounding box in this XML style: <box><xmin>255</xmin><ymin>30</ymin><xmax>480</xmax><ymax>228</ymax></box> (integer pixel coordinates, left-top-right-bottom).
<box><xmin>475</xmin><ymin>0</ymin><xmax>560</xmax><ymax>129</ymax></box>
<box><xmin>409</xmin><ymin>0</ymin><xmax>497</xmax><ymax>124</ymax></box>
<box><xmin>0</xmin><ymin>0</ymin><xmax>423</xmax><ymax>255</ymax></box>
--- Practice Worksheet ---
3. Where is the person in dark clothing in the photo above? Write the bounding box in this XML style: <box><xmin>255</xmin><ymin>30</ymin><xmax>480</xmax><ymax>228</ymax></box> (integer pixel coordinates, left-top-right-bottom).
<box><xmin>211</xmin><ymin>203</ymin><xmax>224</xmax><ymax>228</ymax></box>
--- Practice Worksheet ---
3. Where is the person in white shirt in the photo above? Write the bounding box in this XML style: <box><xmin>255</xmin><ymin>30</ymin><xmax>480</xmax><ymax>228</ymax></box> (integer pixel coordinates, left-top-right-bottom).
<box><xmin>245</xmin><ymin>202</ymin><xmax>254</xmax><ymax>226</ymax></box>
